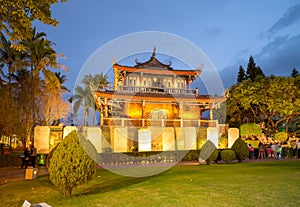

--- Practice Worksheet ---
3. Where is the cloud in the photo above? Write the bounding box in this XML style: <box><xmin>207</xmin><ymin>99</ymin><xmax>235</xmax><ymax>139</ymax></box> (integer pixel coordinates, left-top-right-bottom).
<box><xmin>256</xmin><ymin>34</ymin><xmax>300</xmax><ymax>75</ymax></box>
<box><xmin>219</xmin><ymin>59</ymin><xmax>247</xmax><ymax>89</ymax></box>
<box><xmin>219</xmin><ymin>34</ymin><xmax>300</xmax><ymax>88</ymax></box>
<box><xmin>200</xmin><ymin>27</ymin><xmax>223</xmax><ymax>40</ymax></box>
<box><xmin>268</xmin><ymin>4</ymin><xmax>300</xmax><ymax>33</ymax></box>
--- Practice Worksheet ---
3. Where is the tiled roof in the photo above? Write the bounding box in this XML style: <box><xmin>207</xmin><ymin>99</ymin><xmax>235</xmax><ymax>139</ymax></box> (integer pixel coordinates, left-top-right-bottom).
<box><xmin>114</xmin><ymin>48</ymin><xmax>201</xmax><ymax>77</ymax></box>
<box><xmin>114</xmin><ymin>64</ymin><xmax>201</xmax><ymax>76</ymax></box>
<box><xmin>93</xmin><ymin>91</ymin><xmax>224</xmax><ymax>103</ymax></box>
<box><xmin>134</xmin><ymin>47</ymin><xmax>173</xmax><ymax>70</ymax></box>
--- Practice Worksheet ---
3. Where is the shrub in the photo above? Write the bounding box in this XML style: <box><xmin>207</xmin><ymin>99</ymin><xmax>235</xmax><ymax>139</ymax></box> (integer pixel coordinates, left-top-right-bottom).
<box><xmin>46</xmin><ymin>143</ymin><xmax>60</xmax><ymax>168</ymax></box>
<box><xmin>182</xmin><ymin>150</ymin><xmax>200</xmax><ymax>162</ymax></box>
<box><xmin>274</xmin><ymin>132</ymin><xmax>287</xmax><ymax>142</ymax></box>
<box><xmin>218</xmin><ymin>134</ymin><xmax>228</xmax><ymax>149</ymax></box>
<box><xmin>231</xmin><ymin>137</ymin><xmax>249</xmax><ymax>162</ymax></box>
<box><xmin>49</xmin><ymin>130</ymin><xmax>97</xmax><ymax>197</ymax></box>
<box><xmin>221</xmin><ymin>150</ymin><xmax>236</xmax><ymax>163</ymax></box>
<box><xmin>240</xmin><ymin>123</ymin><xmax>262</xmax><ymax>137</ymax></box>
<box><xmin>0</xmin><ymin>154</ymin><xmax>22</xmax><ymax>168</ymax></box>
<box><xmin>199</xmin><ymin>140</ymin><xmax>217</xmax><ymax>161</ymax></box>
<box><xmin>206</xmin><ymin>149</ymin><xmax>219</xmax><ymax>165</ymax></box>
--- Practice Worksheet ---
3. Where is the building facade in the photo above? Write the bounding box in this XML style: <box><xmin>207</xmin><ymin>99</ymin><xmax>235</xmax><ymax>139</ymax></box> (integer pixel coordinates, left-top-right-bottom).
<box><xmin>93</xmin><ymin>48</ymin><xmax>224</xmax><ymax>128</ymax></box>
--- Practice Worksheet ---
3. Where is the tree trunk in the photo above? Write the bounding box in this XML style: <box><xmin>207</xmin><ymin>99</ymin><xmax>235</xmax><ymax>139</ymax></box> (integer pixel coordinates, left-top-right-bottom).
<box><xmin>84</xmin><ymin>108</ymin><xmax>88</xmax><ymax>126</ymax></box>
<box><xmin>64</xmin><ymin>187</ymin><xmax>72</xmax><ymax>197</ymax></box>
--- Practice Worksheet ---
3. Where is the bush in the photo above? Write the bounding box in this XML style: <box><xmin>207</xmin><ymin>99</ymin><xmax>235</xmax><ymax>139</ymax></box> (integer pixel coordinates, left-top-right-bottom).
<box><xmin>98</xmin><ymin>150</ymin><xmax>201</xmax><ymax>165</ymax></box>
<box><xmin>206</xmin><ymin>149</ymin><xmax>219</xmax><ymax>165</ymax></box>
<box><xmin>182</xmin><ymin>150</ymin><xmax>200</xmax><ymax>162</ymax></box>
<box><xmin>0</xmin><ymin>154</ymin><xmax>22</xmax><ymax>168</ymax></box>
<box><xmin>46</xmin><ymin>143</ymin><xmax>60</xmax><ymax>168</ymax></box>
<box><xmin>231</xmin><ymin>137</ymin><xmax>249</xmax><ymax>162</ymax></box>
<box><xmin>221</xmin><ymin>150</ymin><xmax>236</xmax><ymax>163</ymax></box>
<box><xmin>218</xmin><ymin>134</ymin><xmax>228</xmax><ymax>149</ymax></box>
<box><xmin>49</xmin><ymin>130</ymin><xmax>97</xmax><ymax>197</ymax></box>
<box><xmin>240</xmin><ymin>123</ymin><xmax>262</xmax><ymax>137</ymax></box>
<box><xmin>274</xmin><ymin>132</ymin><xmax>288</xmax><ymax>142</ymax></box>
<box><xmin>199</xmin><ymin>140</ymin><xmax>217</xmax><ymax>161</ymax></box>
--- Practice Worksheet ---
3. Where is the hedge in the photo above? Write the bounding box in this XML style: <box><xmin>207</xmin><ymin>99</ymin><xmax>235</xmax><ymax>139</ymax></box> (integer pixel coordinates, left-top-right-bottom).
<box><xmin>274</xmin><ymin>132</ymin><xmax>288</xmax><ymax>142</ymax></box>
<box><xmin>220</xmin><ymin>150</ymin><xmax>236</xmax><ymax>163</ymax></box>
<box><xmin>99</xmin><ymin>150</ymin><xmax>201</xmax><ymax>165</ymax></box>
<box><xmin>0</xmin><ymin>154</ymin><xmax>22</xmax><ymax>168</ymax></box>
<box><xmin>240</xmin><ymin>123</ymin><xmax>262</xmax><ymax>137</ymax></box>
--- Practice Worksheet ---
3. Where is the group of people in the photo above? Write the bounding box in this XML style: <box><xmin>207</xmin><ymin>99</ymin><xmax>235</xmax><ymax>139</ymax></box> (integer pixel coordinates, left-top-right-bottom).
<box><xmin>248</xmin><ymin>142</ymin><xmax>282</xmax><ymax>160</ymax></box>
<box><xmin>21</xmin><ymin>146</ymin><xmax>37</xmax><ymax>169</ymax></box>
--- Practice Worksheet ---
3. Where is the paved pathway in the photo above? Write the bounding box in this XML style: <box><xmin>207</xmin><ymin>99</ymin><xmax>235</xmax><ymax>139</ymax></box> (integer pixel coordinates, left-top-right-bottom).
<box><xmin>0</xmin><ymin>158</ymin><xmax>299</xmax><ymax>185</ymax></box>
<box><xmin>0</xmin><ymin>166</ymin><xmax>48</xmax><ymax>185</ymax></box>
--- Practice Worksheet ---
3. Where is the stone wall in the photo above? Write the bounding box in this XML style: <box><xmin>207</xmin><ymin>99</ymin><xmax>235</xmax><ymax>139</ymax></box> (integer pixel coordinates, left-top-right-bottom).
<box><xmin>34</xmin><ymin>125</ymin><xmax>227</xmax><ymax>153</ymax></box>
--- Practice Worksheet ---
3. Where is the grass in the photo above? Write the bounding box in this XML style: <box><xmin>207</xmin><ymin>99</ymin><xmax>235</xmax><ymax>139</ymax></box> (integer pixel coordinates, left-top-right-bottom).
<box><xmin>0</xmin><ymin>160</ymin><xmax>300</xmax><ymax>207</ymax></box>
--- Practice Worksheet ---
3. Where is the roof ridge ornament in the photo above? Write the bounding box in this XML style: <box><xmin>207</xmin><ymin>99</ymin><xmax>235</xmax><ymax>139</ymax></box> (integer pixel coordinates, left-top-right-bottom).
<box><xmin>132</xmin><ymin>47</ymin><xmax>173</xmax><ymax>70</ymax></box>
<box><xmin>135</xmin><ymin>58</ymin><xmax>141</xmax><ymax>64</ymax></box>
<box><xmin>152</xmin><ymin>46</ymin><xmax>156</xmax><ymax>57</ymax></box>
<box><xmin>195</xmin><ymin>64</ymin><xmax>204</xmax><ymax>72</ymax></box>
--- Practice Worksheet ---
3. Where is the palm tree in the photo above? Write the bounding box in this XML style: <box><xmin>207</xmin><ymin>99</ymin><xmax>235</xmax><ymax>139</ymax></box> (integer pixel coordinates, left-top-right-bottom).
<box><xmin>82</xmin><ymin>72</ymin><xmax>110</xmax><ymax>91</ymax></box>
<box><xmin>82</xmin><ymin>73</ymin><xmax>110</xmax><ymax>125</ymax></box>
<box><xmin>17</xmin><ymin>28</ymin><xmax>68</xmax><ymax>144</ymax></box>
<box><xmin>21</xmin><ymin>27</ymin><xmax>68</xmax><ymax>91</ymax></box>
<box><xmin>0</xmin><ymin>32</ymin><xmax>27</xmax><ymax>84</ymax></box>
<box><xmin>55</xmin><ymin>72</ymin><xmax>70</xmax><ymax>93</ymax></box>
<box><xmin>71</xmin><ymin>85</ymin><xmax>94</xmax><ymax>126</ymax></box>
<box><xmin>71</xmin><ymin>73</ymin><xmax>109</xmax><ymax>126</ymax></box>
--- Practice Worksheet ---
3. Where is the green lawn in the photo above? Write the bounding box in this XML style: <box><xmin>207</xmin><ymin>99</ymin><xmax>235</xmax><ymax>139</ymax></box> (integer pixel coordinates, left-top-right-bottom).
<box><xmin>1</xmin><ymin>160</ymin><xmax>300</xmax><ymax>207</ymax></box>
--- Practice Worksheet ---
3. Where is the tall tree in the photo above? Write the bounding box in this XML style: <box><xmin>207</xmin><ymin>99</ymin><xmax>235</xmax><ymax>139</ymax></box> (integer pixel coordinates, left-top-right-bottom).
<box><xmin>246</xmin><ymin>56</ymin><xmax>264</xmax><ymax>81</ymax></box>
<box><xmin>0</xmin><ymin>32</ymin><xmax>27</xmax><ymax>83</ymax></box>
<box><xmin>291</xmin><ymin>68</ymin><xmax>299</xmax><ymax>77</ymax></box>
<box><xmin>237</xmin><ymin>65</ymin><xmax>246</xmax><ymax>83</ymax></box>
<box><xmin>13</xmin><ymin>70</ymin><xmax>42</xmax><ymax>144</ymax></box>
<box><xmin>22</xmin><ymin>27</ymin><xmax>68</xmax><ymax>90</ymax></box>
<box><xmin>0</xmin><ymin>84</ymin><xmax>26</xmax><ymax>139</ymax></box>
<box><xmin>227</xmin><ymin>76</ymin><xmax>300</xmax><ymax>134</ymax></box>
<box><xmin>0</xmin><ymin>0</ymin><xmax>67</xmax><ymax>44</ymax></box>
<box><xmin>71</xmin><ymin>85</ymin><xmax>94</xmax><ymax>126</ymax></box>
<box><xmin>55</xmin><ymin>72</ymin><xmax>70</xmax><ymax>93</ymax></box>
<box><xmin>71</xmin><ymin>73</ymin><xmax>109</xmax><ymax>126</ymax></box>
<box><xmin>82</xmin><ymin>72</ymin><xmax>110</xmax><ymax>91</ymax></box>
<box><xmin>49</xmin><ymin>72</ymin><xmax>70</xmax><ymax>125</ymax></box>
<box><xmin>39</xmin><ymin>83</ymin><xmax>71</xmax><ymax>126</ymax></box>
<box><xmin>0</xmin><ymin>1</ymin><xmax>70</xmax><ymax>145</ymax></box>
<box><xmin>81</xmin><ymin>73</ymin><xmax>109</xmax><ymax>125</ymax></box>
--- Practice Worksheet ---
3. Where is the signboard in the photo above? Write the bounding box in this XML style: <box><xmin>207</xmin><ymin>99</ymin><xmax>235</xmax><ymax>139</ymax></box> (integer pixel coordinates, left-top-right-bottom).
<box><xmin>150</xmin><ymin>109</ymin><xmax>168</xmax><ymax>119</ymax></box>
<box><xmin>138</xmin><ymin>129</ymin><xmax>151</xmax><ymax>151</ymax></box>
<box><xmin>228</xmin><ymin>128</ymin><xmax>239</xmax><ymax>148</ymax></box>
<box><xmin>207</xmin><ymin>127</ymin><xmax>218</xmax><ymax>148</ymax></box>
<box><xmin>34</xmin><ymin>126</ymin><xmax>50</xmax><ymax>154</ymax></box>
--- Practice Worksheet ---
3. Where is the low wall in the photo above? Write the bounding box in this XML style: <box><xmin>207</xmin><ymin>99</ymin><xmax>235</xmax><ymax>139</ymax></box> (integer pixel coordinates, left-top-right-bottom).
<box><xmin>34</xmin><ymin>125</ymin><xmax>221</xmax><ymax>153</ymax></box>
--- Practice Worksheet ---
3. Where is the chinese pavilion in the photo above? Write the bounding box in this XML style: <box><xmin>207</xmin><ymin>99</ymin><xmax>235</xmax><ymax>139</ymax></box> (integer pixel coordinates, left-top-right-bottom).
<box><xmin>92</xmin><ymin>48</ymin><xmax>224</xmax><ymax>128</ymax></box>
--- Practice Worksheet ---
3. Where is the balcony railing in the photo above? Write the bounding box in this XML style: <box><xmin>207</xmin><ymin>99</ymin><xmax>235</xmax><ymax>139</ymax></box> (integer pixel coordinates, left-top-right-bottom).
<box><xmin>102</xmin><ymin>118</ymin><xmax>217</xmax><ymax>128</ymax></box>
<box><xmin>117</xmin><ymin>86</ymin><xmax>196</xmax><ymax>94</ymax></box>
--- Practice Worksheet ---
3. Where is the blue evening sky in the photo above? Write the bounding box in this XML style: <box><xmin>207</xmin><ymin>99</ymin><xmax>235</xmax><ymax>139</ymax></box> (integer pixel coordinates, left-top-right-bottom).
<box><xmin>37</xmin><ymin>0</ymin><xmax>300</xmax><ymax>93</ymax></box>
